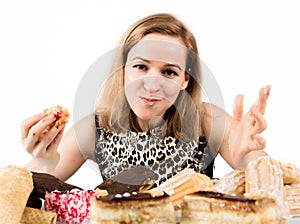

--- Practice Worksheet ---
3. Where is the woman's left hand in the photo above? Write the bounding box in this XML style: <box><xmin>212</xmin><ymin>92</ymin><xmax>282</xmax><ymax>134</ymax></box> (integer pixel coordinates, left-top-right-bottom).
<box><xmin>228</xmin><ymin>85</ymin><xmax>271</xmax><ymax>168</ymax></box>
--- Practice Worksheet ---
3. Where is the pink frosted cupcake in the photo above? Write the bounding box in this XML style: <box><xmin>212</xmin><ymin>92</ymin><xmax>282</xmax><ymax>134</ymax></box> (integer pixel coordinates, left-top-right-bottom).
<box><xmin>45</xmin><ymin>189</ymin><xmax>95</xmax><ymax>224</ymax></box>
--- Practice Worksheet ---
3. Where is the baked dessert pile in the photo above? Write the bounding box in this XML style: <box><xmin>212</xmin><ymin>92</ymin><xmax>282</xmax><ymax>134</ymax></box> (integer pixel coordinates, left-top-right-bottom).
<box><xmin>0</xmin><ymin>164</ymin><xmax>92</xmax><ymax>224</ymax></box>
<box><xmin>190</xmin><ymin>156</ymin><xmax>300</xmax><ymax>224</ymax></box>
<box><xmin>1</xmin><ymin>156</ymin><xmax>299</xmax><ymax>223</ymax></box>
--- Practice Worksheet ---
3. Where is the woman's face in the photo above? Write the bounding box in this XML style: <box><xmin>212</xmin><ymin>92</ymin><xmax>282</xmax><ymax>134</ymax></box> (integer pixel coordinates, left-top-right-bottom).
<box><xmin>124</xmin><ymin>33</ymin><xmax>189</xmax><ymax>130</ymax></box>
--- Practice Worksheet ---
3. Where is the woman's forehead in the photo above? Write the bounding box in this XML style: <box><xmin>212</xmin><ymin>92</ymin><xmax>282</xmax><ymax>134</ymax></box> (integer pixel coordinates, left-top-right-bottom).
<box><xmin>127</xmin><ymin>37</ymin><xmax>187</xmax><ymax>69</ymax></box>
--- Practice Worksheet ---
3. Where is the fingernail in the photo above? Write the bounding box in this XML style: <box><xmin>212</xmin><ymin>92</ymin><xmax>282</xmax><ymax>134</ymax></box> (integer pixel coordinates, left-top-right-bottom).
<box><xmin>263</xmin><ymin>86</ymin><xmax>270</xmax><ymax>95</ymax></box>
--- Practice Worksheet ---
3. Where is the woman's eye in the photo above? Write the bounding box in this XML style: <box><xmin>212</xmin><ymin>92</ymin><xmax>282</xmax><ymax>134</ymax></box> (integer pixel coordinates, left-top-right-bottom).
<box><xmin>164</xmin><ymin>69</ymin><xmax>178</xmax><ymax>77</ymax></box>
<box><xmin>133</xmin><ymin>64</ymin><xmax>147</xmax><ymax>70</ymax></box>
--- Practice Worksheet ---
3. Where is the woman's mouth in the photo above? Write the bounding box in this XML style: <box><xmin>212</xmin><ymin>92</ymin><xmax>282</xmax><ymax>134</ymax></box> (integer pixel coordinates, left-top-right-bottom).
<box><xmin>141</xmin><ymin>97</ymin><xmax>161</xmax><ymax>106</ymax></box>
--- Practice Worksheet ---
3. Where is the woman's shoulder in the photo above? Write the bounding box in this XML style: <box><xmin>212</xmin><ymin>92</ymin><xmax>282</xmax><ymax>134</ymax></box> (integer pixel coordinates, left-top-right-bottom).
<box><xmin>202</xmin><ymin>102</ymin><xmax>226</xmax><ymax>116</ymax></box>
<box><xmin>201</xmin><ymin>102</ymin><xmax>229</xmax><ymax>124</ymax></box>
<box><xmin>67</xmin><ymin>113</ymin><xmax>96</xmax><ymax>160</ymax></box>
<box><xmin>201</xmin><ymin>102</ymin><xmax>229</xmax><ymax>139</ymax></box>
<box><xmin>75</xmin><ymin>113</ymin><xmax>96</xmax><ymax>129</ymax></box>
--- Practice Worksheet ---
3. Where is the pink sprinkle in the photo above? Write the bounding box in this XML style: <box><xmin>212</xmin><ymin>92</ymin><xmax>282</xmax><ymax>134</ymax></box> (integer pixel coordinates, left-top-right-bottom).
<box><xmin>45</xmin><ymin>190</ymin><xmax>95</xmax><ymax>224</ymax></box>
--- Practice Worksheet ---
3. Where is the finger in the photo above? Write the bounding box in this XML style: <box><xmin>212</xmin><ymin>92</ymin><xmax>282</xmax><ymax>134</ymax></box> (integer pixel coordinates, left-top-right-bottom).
<box><xmin>46</xmin><ymin>125</ymin><xmax>65</xmax><ymax>153</ymax></box>
<box><xmin>250</xmin><ymin>108</ymin><xmax>268</xmax><ymax>133</ymax></box>
<box><xmin>40</xmin><ymin>124</ymin><xmax>66</xmax><ymax>150</ymax></box>
<box><xmin>248</xmin><ymin>134</ymin><xmax>266</xmax><ymax>151</ymax></box>
<box><xmin>31</xmin><ymin>124</ymin><xmax>65</xmax><ymax>157</ymax></box>
<box><xmin>233</xmin><ymin>94</ymin><xmax>244</xmax><ymax>122</ymax></box>
<box><xmin>256</xmin><ymin>85</ymin><xmax>271</xmax><ymax>115</ymax></box>
<box><xmin>20</xmin><ymin>112</ymin><xmax>47</xmax><ymax>140</ymax></box>
<box><xmin>25</xmin><ymin>115</ymin><xmax>57</xmax><ymax>151</ymax></box>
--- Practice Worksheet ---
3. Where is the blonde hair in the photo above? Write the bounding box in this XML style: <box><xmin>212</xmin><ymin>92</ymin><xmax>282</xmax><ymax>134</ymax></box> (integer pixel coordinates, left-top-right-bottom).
<box><xmin>95</xmin><ymin>13</ymin><xmax>203</xmax><ymax>141</ymax></box>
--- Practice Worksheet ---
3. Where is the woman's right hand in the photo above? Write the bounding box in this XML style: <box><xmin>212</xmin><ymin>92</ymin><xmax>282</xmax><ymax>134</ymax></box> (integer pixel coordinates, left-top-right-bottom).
<box><xmin>20</xmin><ymin>111</ymin><xmax>66</xmax><ymax>173</ymax></box>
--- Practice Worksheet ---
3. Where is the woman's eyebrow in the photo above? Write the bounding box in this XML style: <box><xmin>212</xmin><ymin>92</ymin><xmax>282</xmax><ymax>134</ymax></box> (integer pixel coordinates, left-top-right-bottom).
<box><xmin>131</xmin><ymin>56</ymin><xmax>182</xmax><ymax>70</ymax></box>
<box><xmin>130</xmin><ymin>56</ymin><xmax>150</xmax><ymax>63</ymax></box>
<box><xmin>164</xmin><ymin>63</ymin><xmax>182</xmax><ymax>71</ymax></box>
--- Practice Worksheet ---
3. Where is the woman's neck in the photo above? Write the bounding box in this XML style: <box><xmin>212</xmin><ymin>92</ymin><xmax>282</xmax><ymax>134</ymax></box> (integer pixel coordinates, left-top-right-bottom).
<box><xmin>137</xmin><ymin>116</ymin><xmax>165</xmax><ymax>132</ymax></box>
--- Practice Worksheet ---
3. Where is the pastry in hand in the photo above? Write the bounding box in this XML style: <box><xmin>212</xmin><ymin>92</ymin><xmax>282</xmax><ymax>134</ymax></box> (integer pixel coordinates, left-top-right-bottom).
<box><xmin>44</xmin><ymin>105</ymin><xmax>70</xmax><ymax>127</ymax></box>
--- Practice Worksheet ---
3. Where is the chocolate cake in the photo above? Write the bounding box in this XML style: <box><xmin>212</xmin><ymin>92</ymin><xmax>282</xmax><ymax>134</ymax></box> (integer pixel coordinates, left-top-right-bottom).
<box><xmin>90</xmin><ymin>166</ymin><xmax>175</xmax><ymax>223</ymax></box>
<box><xmin>95</xmin><ymin>165</ymin><xmax>158</xmax><ymax>189</ymax></box>
<box><xmin>181</xmin><ymin>191</ymin><xmax>281</xmax><ymax>224</ymax></box>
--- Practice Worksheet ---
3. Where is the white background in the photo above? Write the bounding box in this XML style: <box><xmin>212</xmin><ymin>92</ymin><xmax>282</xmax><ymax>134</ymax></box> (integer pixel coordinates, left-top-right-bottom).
<box><xmin>0</xmin><ymin>0</ymin><xmax>299</xmax><ymax>190</ymax></box>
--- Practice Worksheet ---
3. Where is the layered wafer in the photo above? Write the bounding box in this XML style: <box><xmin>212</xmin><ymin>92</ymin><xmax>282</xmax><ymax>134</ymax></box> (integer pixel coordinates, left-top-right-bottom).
<box><xmin>284</xmin><ymin>183</ymin><xmax>300</xmax><ymax>215</ymax></box>
<box><xmin>245</xmin><ymin>156</ymin><xmax>289</xmax><ymax>217</ymax></box>
<box><xmin>214</xmin><ymin>169</ymin><xmax>245</xmax><ymax>195</ymax></box>
<box><xmin>20</xmin><ymin>207</ymin><xmax>57</xmax><ymax>224</ymax></box>
<box><xmin>148</xmin><ymin>168</ymin><xmax>214</xmax><ymax>207</ymax></box>
<box><xmin>278</xmin><ymin>160</ymin><xmax>300</xmax><ymax>185</ymax></box>
<box><xmin>0</xmin><ymin>165</ymin><xmax>33</xmax><ymax>224</ymax></box>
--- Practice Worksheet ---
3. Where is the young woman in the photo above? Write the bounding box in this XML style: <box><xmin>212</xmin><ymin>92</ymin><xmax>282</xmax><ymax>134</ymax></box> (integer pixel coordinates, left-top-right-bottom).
<box><xmin>21</xmin><ymin>13</ymin><xmax>270</xmax><ymax>184</ymax></box>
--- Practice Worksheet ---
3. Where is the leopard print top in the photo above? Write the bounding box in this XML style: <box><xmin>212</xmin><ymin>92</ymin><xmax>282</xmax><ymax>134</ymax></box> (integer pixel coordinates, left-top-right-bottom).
<box><xmin>95</xmin><ymin>121</ymin><xmax>215</xmax><ymax>185</ymax></box>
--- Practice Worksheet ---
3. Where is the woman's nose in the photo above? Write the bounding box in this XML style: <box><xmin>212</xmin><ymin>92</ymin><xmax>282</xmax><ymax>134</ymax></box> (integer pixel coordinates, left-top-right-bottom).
<box><xmin>143</xmin><ymin>75</ymin><xmax>161</xmax><ymax>92</ymax></box>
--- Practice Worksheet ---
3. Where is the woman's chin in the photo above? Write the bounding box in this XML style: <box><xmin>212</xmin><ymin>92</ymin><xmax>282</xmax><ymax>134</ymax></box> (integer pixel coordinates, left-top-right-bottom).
<box><xmin>134</xmin><ymin>112</ymin><xmax>165</xmax><ymax>129</ymax></box>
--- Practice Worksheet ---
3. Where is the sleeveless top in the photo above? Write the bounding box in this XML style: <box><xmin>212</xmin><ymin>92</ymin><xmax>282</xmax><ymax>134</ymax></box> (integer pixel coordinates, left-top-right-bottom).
<box><xmin>95</xmin><ymin>117</ymin><xmax>215</xmax><ymax>185</ymax></box>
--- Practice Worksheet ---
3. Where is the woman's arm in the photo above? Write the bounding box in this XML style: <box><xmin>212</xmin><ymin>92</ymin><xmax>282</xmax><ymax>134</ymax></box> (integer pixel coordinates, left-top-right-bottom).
<box><xmin>202</xmin><ymin>86</ymin><xmax>270</xmax><ymax>170</ymax></box>
<box><xmin>53</xmin><ymin>114</ymin><xmax>96</xmax><ymax>182</ymax></box>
